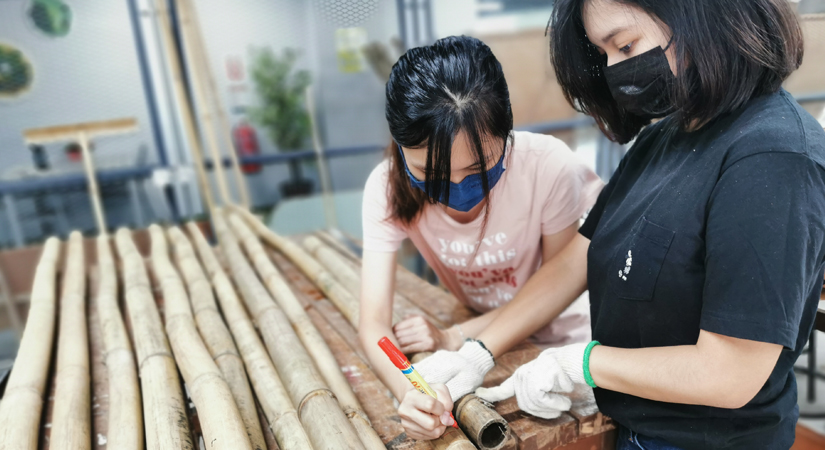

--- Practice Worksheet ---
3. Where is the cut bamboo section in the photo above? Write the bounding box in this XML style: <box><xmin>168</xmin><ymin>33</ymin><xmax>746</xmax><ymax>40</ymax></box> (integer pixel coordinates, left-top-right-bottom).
<box><xmin>213</xmin><ymin>213</ymin><xmax>365</xmax><ymax>450</ymax></box>
<box><xmin>148</xmin><ymin>225</ymin><xmax>251</xmax><ymax>450</ymax></box>
<box><xmin>302</xmin><ymin>234</ymin><xmax>509</xmax><ymax>450</ymax></box>
<box><xmin>166</xmin><ymin>226</ymin><xmax>266</xmax><ymax>450</ymax></box>
<box><xmin>229</xmin><ymin>205</ymin><xmax>361</xmax><ymax>326</ymax></box>
<box><xmin>50</xmin><ymin>232</ymin><xmax>91</xmax><ymax>449</ymax></box>
<box><xmin>227</xmin><ymin>214</ymin><xmax>385</xmax><ymax>450</ymax></box>
<box><xmin>95</xmin><ymin>235</ymin><xmax>143</xmax><ymax>450</ymax></box>
<box><xmin>0</xmin><ymin>237</ymin><xmax>60</xmax><ymax>449</ymax></box>
<box><xmin>114</xmin><ymin>228</ymin><xmax>193</xmax><ymax>450</ymax></box>
<box><xmin>184</xmin><ymin>222</ymin><xmax>313</xmax><ymax>450</ymax></box>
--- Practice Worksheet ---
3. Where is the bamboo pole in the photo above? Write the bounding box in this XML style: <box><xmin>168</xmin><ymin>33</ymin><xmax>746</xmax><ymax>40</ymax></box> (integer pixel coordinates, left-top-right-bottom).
<box><xmin>184</xmin><ymin>222</ymin><xmax>313</xmax><ymax>450</ymax></box>
<box><xmin>0</xmin><ymin>237</ymin><xmax>60</xmax><ymax>449</ymax></box>
<box><xmin>227</xmin><ymin>214</ymin><xmax>385</xmax><ymax>450</ymax></box>
<box><xmin>152</xmin><ymin>0</ymin><xmax>216</xmax><ymax>215</ymax></box>
<box><xmin>166</xmin><ymin>227</ymin><xmax>265</xmax><ymax>450</ymax></box>
<box><xmin>302</xmin><ymin>235</ymin><xmax>401</xmax><ymax>324</ymax></box>
<box><xmin>233</xmin><ymin>207</ymin><xmax>481</xmax><ymax>449</ymax></box>
<box><xmin>174</xmin><ymin>0</ymin><xmax>232</xmax><ymax>206</ymax></box>
<box><xmin>50</xmin><ymin>232</ymin><xmax>91</xmax><ymax>449</ymax></box>
<box><xmin>229</xmin><ymin>205</ymin><xmax>361</xmax><ymax>325</ymax></box>
<box><xmin>78</xmin><ymin>133</ymin><xmax>107</xmax><ymax>233</ymax></box>
<box><xmin>114</xmin><ymin>228</ymin><xmax>193</xmax><ymax>450</ymax></box>
<box><xmin>148</xmin><ymin>225</ymin><xmax>251</xmax><ymax>450</ymax></box>
<box><xmin>95</xmin><ymin>235</ymin><xmax>143</xmax><ymax>450</ymax></box>
<box><xmin>179</xmin><ymin>0</ymin><xmax>250</xmax><ymax>208</ymax></box>
<box><xmin>213</xmin><ymin>213</ymin><xmax>364</xmax><ymax>450</ymax></box>
<box><xmin>269</xmin><ymin>243</ymin><xmax>476</xmax><ymax>450</ymax></box>
<box><xmin>305</xmin><ymin>86</ymin><xmax>338</xmax><ymax>230</ymax></box>
<box><xmin>302</xmin><ymin>237</ymin><xmax>509</xmax><ymax>450</ymax></box>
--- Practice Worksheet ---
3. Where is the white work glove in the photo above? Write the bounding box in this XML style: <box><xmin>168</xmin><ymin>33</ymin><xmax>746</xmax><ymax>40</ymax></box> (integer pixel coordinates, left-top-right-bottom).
<box><xmin>475</xmin><ymin>343</ymin><xmax>588</xmax><ymax>419</ymax></box>
<box><xmin>415</xmin><ymin>340</ymin><xmax>495</xmax><ymax>402</ymax></box>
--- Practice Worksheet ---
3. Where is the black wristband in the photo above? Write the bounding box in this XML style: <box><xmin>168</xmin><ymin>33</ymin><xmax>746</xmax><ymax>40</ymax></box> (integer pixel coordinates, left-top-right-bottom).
<box><xmin>465</xmin><ymin>337</ymin><xmax>495</xmax><ymax>364</ymax></box>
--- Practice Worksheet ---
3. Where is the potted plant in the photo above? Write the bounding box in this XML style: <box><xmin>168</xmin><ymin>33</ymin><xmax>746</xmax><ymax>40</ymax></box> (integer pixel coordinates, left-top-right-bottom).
<box><xmin>249</xmin><ymin>47</ymin><xmax>314</xmax><ymax>198</ymax></box>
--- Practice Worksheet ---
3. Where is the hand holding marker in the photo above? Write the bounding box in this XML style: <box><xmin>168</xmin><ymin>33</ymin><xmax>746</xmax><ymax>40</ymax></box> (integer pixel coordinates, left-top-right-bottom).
<box><xmin>378</xmin><ymin>337</ymin><xmax>459</xmax><ymax>428</ymax></box>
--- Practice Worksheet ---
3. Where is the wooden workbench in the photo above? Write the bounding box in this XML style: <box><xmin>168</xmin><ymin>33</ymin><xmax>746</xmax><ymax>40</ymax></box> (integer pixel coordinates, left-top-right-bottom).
<box><xmin>0</xmin><ymin>231</ymin><xmax>615</xmax><ymax>449</ymax></box>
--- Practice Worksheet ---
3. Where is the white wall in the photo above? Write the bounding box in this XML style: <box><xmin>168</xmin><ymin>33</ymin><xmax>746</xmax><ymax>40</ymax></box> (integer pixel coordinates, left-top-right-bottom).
<box><xmin>0</xmin><ymin>0</ymin><xmax>157</xmax><ymax>172</ymax></box>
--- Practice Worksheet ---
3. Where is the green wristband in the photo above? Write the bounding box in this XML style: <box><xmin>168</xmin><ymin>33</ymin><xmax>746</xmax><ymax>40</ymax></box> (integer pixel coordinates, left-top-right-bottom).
<box><xmin>583</xmin><ymin>340</ymin><xmax>601</xmax><ymax>388</ymax></box>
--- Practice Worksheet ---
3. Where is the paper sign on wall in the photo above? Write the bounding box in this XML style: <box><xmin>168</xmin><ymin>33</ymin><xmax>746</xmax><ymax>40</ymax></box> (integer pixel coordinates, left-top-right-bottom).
<box><xmin>335</xmin><ymin>27</ymin><xmax>367</xmax><ymax>74</ymax></box>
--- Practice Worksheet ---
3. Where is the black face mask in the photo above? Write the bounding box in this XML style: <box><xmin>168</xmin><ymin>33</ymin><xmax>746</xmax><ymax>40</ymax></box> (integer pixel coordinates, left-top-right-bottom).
<box><xmin>603</xmin><ymin>43</ymin><xmax>676</xmax><ymax>120</ymax></box>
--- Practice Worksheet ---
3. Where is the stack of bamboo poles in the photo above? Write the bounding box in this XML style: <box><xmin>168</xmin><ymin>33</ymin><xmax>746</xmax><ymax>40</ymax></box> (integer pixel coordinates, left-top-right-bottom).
<box><xmin>184</xmin><ymin>223</ymin><xmax>313</xmax><ymax>449</ymax></box>
<box><xmin>148</xmin><ymin>225</ymin><xmax>251</xmax><ymax>449</ymax></box>
<box><xmin>115</xmin><ymin>229</ymin><xmax>194</xmax><ymax>449</ymax></box>
<box><xmin>167</xmin><ymin>226</ymin><xmax>266</xmax><ymax>450</ymax></box>
<box><xmin>213</xmin><ymin>213</ymin><xmax>366</xmax><ymax>449</ymax></box>
<box><xmin>226</xmin><ymin>214</ymin><xmax>386</xmax><ymax>449</ymax></box>
<box><xmin>229</xmin><ymin>206</ymin><xmax>510</xmax><ymax>450</ymax></box>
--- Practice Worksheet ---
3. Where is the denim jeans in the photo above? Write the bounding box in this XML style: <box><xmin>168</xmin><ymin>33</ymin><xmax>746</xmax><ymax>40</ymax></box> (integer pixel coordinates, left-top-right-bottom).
<box><xmin>616</xmin><ymin>425</ymin><xmax>685</xmax><ymax>450</ymax></box>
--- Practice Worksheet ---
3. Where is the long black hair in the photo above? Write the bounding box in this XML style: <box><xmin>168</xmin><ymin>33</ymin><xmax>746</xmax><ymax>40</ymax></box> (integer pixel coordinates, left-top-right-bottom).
<box><xmin>385</xmin><ymin>35</ymin><xmax>513</xmax><ymax>225</ymax></box>
<box><xmin>548</xmin><ymin>0</ymin><xmax>804</xmax><ymax>144</ymax></box>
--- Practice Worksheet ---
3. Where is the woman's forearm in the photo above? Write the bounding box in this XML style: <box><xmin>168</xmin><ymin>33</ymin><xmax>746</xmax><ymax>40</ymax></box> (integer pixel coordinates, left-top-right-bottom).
<box><xmin>477</xmin><ymin>234</ymin><xmax>590</xmax><ymax>356</ymax></box>
<box><xmin>589</xmin><ymin>330</ymin><xmax>783</xmax><ymax>409</ymax></box>
<box><xmin>458</xmin><ymin>308</ymin><xmax>503</xmax><ymax>338</ymax></box>
<box><xmin>359</xmin><ymin>323</ymin><xmax>415</xmax><ymax>400</ymax></box>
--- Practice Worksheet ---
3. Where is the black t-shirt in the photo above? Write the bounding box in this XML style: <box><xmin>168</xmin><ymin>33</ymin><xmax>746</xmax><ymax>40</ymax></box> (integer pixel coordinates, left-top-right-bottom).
<box><xmin>580</xmin><ymin>89</ymin><xmax>825</xmax><ymax>450</ymax></box>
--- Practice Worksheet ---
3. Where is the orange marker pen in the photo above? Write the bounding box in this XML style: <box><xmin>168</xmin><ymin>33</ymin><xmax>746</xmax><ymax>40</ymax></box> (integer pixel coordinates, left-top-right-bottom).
<box><xmin>378</xmin><ymin>336</ymin><xmax>458</xmax><ymax>428</ymax></box>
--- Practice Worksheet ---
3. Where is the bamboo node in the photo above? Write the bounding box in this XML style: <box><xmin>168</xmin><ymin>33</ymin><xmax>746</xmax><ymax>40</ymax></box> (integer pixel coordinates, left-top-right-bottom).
<box><xmin>296</xmin><ymin>387</ymin><xmax>337</xmax><ymax>416</ymax></box>
<box><xmin>138</xmin><ymin>350</ymin><xmax>176</xmax><ymax>369</ymax></box>
<box><xmin>210</xmin><ymin>349</ymin><xmax>241</xmax><ymax>361</ymax></box>
<box><xmin>2</xmin><ymin>385</ymin><xmax>44</xmax><ymax>400</ymax></box>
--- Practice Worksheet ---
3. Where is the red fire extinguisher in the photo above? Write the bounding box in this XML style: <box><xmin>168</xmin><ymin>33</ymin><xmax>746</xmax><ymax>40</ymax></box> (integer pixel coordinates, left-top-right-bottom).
<box><xmin>233</xmin><ymin>120</ymin><xmax>262</xmax><ymax>174</ymax></box>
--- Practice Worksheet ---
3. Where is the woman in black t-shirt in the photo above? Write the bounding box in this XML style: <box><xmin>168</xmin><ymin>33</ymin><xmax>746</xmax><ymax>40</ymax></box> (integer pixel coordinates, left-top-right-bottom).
<box><xmin>405</xmin><ymin>0</ymin><xmax>825</xmax><ymax>449</ymax></box>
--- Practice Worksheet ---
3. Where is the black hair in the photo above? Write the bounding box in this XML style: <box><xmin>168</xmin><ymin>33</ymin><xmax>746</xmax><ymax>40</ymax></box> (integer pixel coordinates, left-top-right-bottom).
<box><xmin>385</xmin><ymin>35</ymin><xmax>513</xmax><ymax>224</ymax></box>
<box><xmin>548</xmin><ymin>0</ymin><xmax>804</xmax><ymax>144</ymax></box>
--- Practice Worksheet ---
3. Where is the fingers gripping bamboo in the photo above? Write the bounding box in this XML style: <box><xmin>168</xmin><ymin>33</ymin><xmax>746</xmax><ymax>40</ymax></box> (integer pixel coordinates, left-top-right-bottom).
<box><xmin>213</xmin><ymin>214</ymin><xmax>365</xmax><ymax>450</ymax></box>
<box><xmin>184</xmin><ymin>223</ymin><xmax>313</xmax><ymax>450</ymax></box>
<box><xmin>114</xmin><ymin>228</ymin><xmax>193</xmax><ymax>450</ymax></box>
<box><xmin>227</xmin><ymin>214</ymin><xmax>385</xmax><ymax>450</ymax></box>
<box><xmin>228</xmin><ymin>205</ymin><xmax>360</xmax><ymax>326</ymax></box>
<box><xmin>0</xmin><ymin>237</ymin><xmax>60</xmax><ymax>450</ymax></box>
<box><xmin>51</xmin><ymin>232</ymin><xmax>91</xmax><ymax>449</ymax></box>
<box><xmin>166</xmin><ymin>227</ymin><xmax>265</xmax><ymax>450</ymax></box>
<box><xmin>95</xmin><ymin>235</ymin><xmax>143</xmax><ymax>450</ymax></box>
<box><xmin>148</xmin><ymin>225</ymin><xmax>251</xmax><ymax>450</ymax></box>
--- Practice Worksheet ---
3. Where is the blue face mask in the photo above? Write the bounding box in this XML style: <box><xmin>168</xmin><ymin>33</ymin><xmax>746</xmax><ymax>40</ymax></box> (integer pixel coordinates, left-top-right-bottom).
<box><xmin>398</xmin><ymin>144</ymin><xmax>506</xmax><ymax>212</ymax></box>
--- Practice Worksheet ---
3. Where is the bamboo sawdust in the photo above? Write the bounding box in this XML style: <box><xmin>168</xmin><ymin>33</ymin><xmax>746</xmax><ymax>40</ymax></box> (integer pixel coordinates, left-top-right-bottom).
<box><xmin>185</xmin><ymin>222</ymin><xmax>313</xmax><ymax>450</ymax></box>
<box><xmin>148</xmin><ymin>225</ymin><xmax>251</xmax><ymax>450</ymax></box>
<box><xmin>115</xmin><ymin>228</ymin><xmax>193</xmax><ymax>450</ymax></box>
<box><xmin>0</xmin><ymin>237</ymin><xmax>60</xmax><ymax>450</ymax></box>
<box><xmin>227</xmin><ymin>214</ymin><xmax>385</xmax><ymax>450</ymax></box>
<box><xmin>50</xmin><ymin>232</ymin><xmax>91</xmax><ymax>449</ymax></box>
<box><xmin>95</xmin><ymin>234</ymin><xmax>143</xmax><ymax>450</ymax></box>
<box><xmin>213</xmin><ymin>213</ymin><xmax>365</xmax><ymax>450</ymax></box>
<box><xmin>167</xmin><ymin>226</ymin><xmax>265</xmax><ymax>450</ymax></box>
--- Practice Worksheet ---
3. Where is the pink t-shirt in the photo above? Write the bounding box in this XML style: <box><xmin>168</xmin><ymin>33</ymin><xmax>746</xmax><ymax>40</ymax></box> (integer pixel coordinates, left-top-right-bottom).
<box><xmin>362</xmin><ymin>131</ymin><xmax>604</xmax><ymax>344</ymax></box>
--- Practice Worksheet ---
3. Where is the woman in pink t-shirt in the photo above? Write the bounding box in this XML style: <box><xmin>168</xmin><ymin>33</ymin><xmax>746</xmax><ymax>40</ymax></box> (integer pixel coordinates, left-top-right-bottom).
<box><xmin>358</xmin><ymin>36</ymin><xmax>603</xmax><ymax>440</ymax></box>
